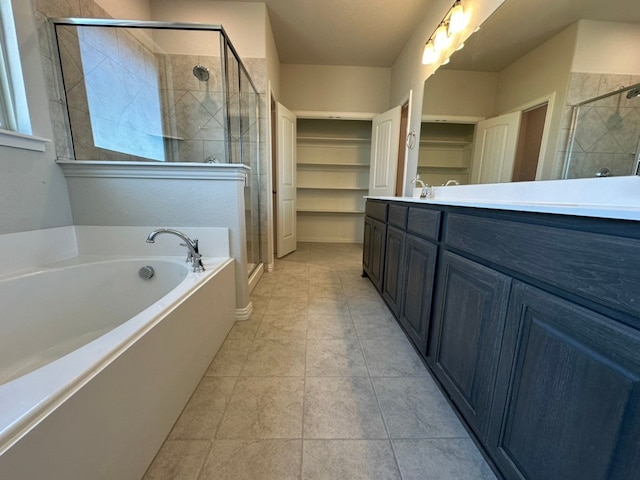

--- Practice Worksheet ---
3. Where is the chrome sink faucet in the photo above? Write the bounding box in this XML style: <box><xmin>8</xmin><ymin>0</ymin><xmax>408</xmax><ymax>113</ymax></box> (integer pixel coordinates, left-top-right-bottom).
<box><xmin>146</xmin><ymin>228</ymin><xmax>205</xmax><ymax>272</ymax></box>
<box><xmin>411</xmin><ymin>176</ymin><xmax>432</xmax><ymax>198</ymax></box>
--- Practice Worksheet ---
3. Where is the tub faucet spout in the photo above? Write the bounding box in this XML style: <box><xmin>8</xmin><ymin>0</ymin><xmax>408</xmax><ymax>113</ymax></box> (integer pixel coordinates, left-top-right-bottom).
<box><xmin>146</xmin><ymin>228</ymin><xmax>205</xmax><ymax>272</ymax></box>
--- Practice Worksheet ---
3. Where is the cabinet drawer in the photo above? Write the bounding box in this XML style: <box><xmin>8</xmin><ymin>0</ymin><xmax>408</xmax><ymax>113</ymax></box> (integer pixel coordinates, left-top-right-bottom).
<box><xmin>444</xmin><ymin>213</ymin><xmax>640</xmax><ymax>320</ymax></box>
<box><xmin>388</xmin><ymin>205</ymin><xmax>408</xmax><ymax>229</ymax></box>
<box><xmin>407</xmin><ymin>207</ymin><xmax>441</xmax><ymax>241</ymax></box>
<box><xmin>365</xmin><ymin>200</ymin><xmax>388</xmax><ymax>222</ymax></box>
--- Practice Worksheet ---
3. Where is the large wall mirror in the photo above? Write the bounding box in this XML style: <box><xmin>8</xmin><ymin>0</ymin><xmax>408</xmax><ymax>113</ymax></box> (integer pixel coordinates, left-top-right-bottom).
<box><xmin>419</xmin><ymin>0</ymin><xmax>640</xmax><ymax>186</ymax></box>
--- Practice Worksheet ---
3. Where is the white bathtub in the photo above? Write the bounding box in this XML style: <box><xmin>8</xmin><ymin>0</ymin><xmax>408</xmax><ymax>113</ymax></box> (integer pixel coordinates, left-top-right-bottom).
<box><xmin>0</xmin><ymin>254</ymin><xmax>235</xmax><ymax>480</ymax></box>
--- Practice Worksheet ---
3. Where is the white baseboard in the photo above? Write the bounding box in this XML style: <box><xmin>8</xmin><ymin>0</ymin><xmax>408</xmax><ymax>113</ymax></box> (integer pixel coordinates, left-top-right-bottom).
<box><xmin>236</xmin><ymin>302</ymin><xmax>254</xmax><ymax>321</ymax></box>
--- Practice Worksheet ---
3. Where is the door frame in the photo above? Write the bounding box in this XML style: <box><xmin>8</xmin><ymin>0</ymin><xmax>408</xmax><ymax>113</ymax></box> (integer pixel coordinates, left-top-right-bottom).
<box><xmin>511</xmin><ymin>92</ymin><xmax>555</xmax><ymax>180</ymax></box>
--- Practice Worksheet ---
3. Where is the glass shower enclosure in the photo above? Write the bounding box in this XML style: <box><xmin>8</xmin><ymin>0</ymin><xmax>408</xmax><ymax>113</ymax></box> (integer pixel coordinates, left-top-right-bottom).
<box><xmin>50</xmin><ymin>19</ymin><xmax>261</xmax><ymax>276</ymax></box>
<box><xmin>563</xmin><ymin>82</ymin><xmax>640</xmax><ymax>178</ymax></box>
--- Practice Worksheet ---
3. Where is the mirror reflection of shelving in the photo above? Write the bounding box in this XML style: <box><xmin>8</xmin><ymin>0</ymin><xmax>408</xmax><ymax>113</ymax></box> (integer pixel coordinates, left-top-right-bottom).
<box><xmin>418</xmin><ymin>121</ymin><xmax>475</xmax><ymax>185</ymax></box>
<box><xmin>297</xmin><ymin>118</ymin><xmax>371</xmax><ymax>242</ymax></box>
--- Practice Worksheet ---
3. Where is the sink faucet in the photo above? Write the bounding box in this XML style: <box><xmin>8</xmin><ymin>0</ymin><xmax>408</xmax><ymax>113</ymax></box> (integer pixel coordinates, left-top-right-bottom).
<box><xmin>146</xmin><ymin>228</ymin><xmax>205</xmax><ymax>272</ymax></box>
<box><xmin>444</xmin><ymin>179</ymin><xmax>460</xmax><ymax>186</ymax></box>
<box><xmin>411</xmin><ymin>176</ymin><xmax>432</xmax><ymax>199</ymax></box>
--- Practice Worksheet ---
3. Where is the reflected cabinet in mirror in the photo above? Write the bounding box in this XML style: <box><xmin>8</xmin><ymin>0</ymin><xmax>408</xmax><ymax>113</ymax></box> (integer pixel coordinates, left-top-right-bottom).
<box><xmin>419</xmin><ymin>0</ymin><xmax>640</xmax><ymax>185</ymax></box>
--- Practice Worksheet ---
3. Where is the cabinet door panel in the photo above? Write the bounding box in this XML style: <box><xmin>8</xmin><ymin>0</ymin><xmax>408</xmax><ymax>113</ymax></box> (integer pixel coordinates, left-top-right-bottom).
<box><xmin>362</xmin><ymin>217</ymin><xmax>372</xmax><ymax>272</ymax></box>
<box><xmin>429</xmin><ymin>251</ymin><xmax>511</xmax><ymax>440</ymax></box>
<box><xmin>490</xmin><ymin>282</ymin><xmax>640</xmax><ymax>480</ymax></box>
<box><xmin>382</xmin><ymin>226</ymin><xmax>405</xmax><ymax>317</ymax></box>
<box><xmin>399</xmin><ymin>235</ymin><xmax>437</xmax><ymax>354</ymax></box>
<box><xmin>362</xmin><ymin>216</ymin><xmax>386</xmax><ymax>292</ymax></box>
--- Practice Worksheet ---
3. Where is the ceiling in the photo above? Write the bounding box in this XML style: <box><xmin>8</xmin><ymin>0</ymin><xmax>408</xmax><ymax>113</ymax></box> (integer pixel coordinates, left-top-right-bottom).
<box><xmin>447</xmin><ymin>0</ymin><xmax>640</xmax><ymax>72</ymax></box>
<box><xmin>218</xmin><ymin>0</ymin><xmax>434</xmax><ymax>67</ymax></box>
<box><xmin>211</xmin><ymin>0</ymin><xmax>640</xmax><ymax>69</ymax></box>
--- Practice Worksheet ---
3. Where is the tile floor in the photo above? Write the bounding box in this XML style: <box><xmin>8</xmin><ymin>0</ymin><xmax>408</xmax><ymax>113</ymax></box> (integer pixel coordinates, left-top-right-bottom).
<box><xmin>143</xmin><ymin>243</ymin><xmax>497</xmax><ymax>480</ymax></box>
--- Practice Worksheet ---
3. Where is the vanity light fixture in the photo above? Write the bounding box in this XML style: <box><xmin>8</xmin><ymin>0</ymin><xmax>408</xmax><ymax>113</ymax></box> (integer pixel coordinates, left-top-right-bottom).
<box><xmin>421</xmin><ymin>0</ymin><xmax>469</xmax><ymax>65</ymax></box>
<box><xmin>433</xmin><ymin>23</ymin><xmax>450</xmax><ymax>50</ymax></box>
<box><xmin>422</xmin><ymin>40</ymin><xmax>438</xmax><ymax>64</ymax></box>
<box><xmin>448</xmin><ymin>1</ymin><xmax>467</xmax><ymax>34</ymax></box>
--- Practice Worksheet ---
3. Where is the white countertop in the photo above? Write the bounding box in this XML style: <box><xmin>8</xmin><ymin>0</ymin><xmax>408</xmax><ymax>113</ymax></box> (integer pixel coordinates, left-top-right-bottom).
<box><xmin>370</xmin><ymin>176</ymin><xmax>640</xmax><ymax>222</ymax></box>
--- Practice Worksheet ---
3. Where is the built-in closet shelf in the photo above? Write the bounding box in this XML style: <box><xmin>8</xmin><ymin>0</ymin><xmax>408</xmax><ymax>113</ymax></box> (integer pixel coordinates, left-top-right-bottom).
<box><xmin>420</xmin><ymin>139</ymin><xmax>471</xmax><ymax>147</ymax></box>
<box><xmin>296</xmin><ymin>117</ymin><xmax>372</xmax><ymax>243</ymax></box>
<box><xmin>418</xmin><ymin>164</ymin><xmax>470</xmax><ymax>170</ymax></box>
<box><xmin>297</xmin><ymin>162</ymin><xmax>369</xmax><ymax>168</ymax></box>
<box><xmin>297</xmin><ymin>209</ymin><xmax>365</xmax><ymax>214</ymax></box>
<box><xmin>297</xmin><ymin>186</ymin><xmax>369</xmax><ymax>191</ymax></box>
<box><xmin>298</xmin><ymin>136</ymin><xmax>370</xmax><ymax>143</ymax></box>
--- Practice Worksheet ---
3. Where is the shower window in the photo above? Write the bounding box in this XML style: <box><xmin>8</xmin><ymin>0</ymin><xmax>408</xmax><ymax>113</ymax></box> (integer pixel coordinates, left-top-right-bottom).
<box><xmin>54</xmin><ymin>22</ymin><xmax>228</xmax><ymax>163</ymax></box>
<box><xmin>563</xmin><ymin>82</ymin><xmax>640</xmax><ymax>178</ymax></box>
<box><xmin>0</xmin><ymin>0</ymin><xmax>31</xmax><ymax>135</ymax></box>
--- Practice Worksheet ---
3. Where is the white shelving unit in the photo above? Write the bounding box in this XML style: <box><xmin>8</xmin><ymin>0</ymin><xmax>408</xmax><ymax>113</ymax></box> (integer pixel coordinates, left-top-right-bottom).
<box><xmin>418</xmin><ymin>122</ymin><xmax>475</xmax><ymax>186</ymax></box>
<box><xmin>296</xmin><ymin>119</ymin><xmax>371</xmax><ymax>243</ymax></box>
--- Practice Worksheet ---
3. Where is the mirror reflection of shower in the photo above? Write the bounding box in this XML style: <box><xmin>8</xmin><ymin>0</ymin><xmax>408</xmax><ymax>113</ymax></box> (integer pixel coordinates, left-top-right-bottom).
<box><xmin>192</xmin><ymin>64</ymin><xmax>210</xmax><ymax>82</ymax></box>
<box><xmin>563</xmin><ymin>81</ymin><xmax>640</xmax><ymax>179</ymax></box>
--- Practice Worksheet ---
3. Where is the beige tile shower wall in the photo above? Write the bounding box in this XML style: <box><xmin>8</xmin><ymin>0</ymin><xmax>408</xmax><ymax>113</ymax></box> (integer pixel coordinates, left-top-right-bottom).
<box><xmin>562</xmin><ymin>72</ymin><xmax>640</xmax><ymax>178</ymax></box>
<box><xmin>36</xmin><ymin>0</ymin><xmax>117</xmax><ymax>160</ymax></box>
<box><xmin>157</xmin><ymin>53</ymin><xmax>227</xmax><ymax>163</ymax></box>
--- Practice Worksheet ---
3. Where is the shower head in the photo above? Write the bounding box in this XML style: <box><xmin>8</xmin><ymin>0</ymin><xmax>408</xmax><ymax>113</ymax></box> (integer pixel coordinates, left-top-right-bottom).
<box><xmin>192</xmin><ymin>65</ymin><xmax>210</xmax><ymax>82</ymax></box>
<box><xmin>626</xmin><ymin>87</ymin><xmax>640</xmax><ymax>99</ymax></box>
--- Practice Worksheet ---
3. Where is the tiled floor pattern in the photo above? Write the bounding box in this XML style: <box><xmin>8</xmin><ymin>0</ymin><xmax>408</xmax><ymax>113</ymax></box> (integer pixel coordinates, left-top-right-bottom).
<box><xmin>143</xmin><ymin>243</ymin><xmax>497</xmax><ymax>480</ymax></box>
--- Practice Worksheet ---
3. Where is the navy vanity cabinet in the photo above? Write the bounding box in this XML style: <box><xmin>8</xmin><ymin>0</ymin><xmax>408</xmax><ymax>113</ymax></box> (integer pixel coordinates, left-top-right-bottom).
<box><xmin>382</xmin><ymin>205</ymin><xmax>409</xmax><ymax>317</ymax></box>
<box><xmin>488</xmin><ymin>281</ymin><xmax>640</xmax><ymax>480</ymax></box>
<box><xmin>397</xmin><ymin>206</ymin><xmax>441</xmax><ymax>355</ymax></box>
<box><xmin>362</xmin><ymin>200</ymin><xmax>388</xmax><ymax>292</ymax></box>
<box><xmin>363</xmin><ymin>200</ymin><xmax>640</xmax><ymax>480</ymax></box>
<box><xmin>428</xmin><ymin>250</ymin><xmax>511</xmax><ymax>440</ymax></box>
<box><xmin>382</xmin><ymin>225</ymin><xmax>406</xmax><ymax>317</ymax></box>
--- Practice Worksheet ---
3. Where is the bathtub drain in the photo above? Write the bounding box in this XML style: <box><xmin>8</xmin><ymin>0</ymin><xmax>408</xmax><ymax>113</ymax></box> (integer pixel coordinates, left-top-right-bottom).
<box><xmin>138</xmin><ymin>265</ymin><xmax>155</xmax><ymax>280</ymax></box>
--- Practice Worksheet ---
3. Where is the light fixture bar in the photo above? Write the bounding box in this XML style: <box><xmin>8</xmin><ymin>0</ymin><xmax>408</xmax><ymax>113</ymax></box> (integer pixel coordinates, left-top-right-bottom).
<box><xmin>421</xmin><ymin>0</ymin><xmax>469</xmax><ymax>65</ymax></box>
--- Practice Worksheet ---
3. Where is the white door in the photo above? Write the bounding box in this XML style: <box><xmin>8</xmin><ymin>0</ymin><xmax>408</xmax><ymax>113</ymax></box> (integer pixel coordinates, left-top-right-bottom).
<box><xmin>369</xmin><ymin>105</ymin><xmax>402</xmax><ymax>196</ymax></box>
<box><xmin>275</xmin><ymin>102</ymin><xmax>297</xmax><ymax>258</ymax></box>
<box><xmin>471</xmin><ymin>111</ymin><xmax>521</xmax><ymax>184</ymax></box>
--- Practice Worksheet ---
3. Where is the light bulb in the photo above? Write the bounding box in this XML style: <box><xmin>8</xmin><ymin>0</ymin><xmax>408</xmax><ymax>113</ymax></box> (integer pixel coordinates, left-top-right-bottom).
<box><xmin>442</xmin><ymin>57</ymin><xmax>450</xmax><ymax>65</ymax></box>
<box><xmin>448</xmin><ymin>2</ymin><xmax>467</xmax><ymax>34</ymax></box>
<box><xmin>433</xmin><ymin>24</ymin><xmax>450</xmax><ymax>51</ymax></box>
<box><xmin>422</xmin><ymin>41</ymin><xmax>437</xmax><ymax>64</ymax></box>
<box><xmin>456</xmin><ymin>42</ymin><xmax>465</xmax><ymax>51</ymax></box>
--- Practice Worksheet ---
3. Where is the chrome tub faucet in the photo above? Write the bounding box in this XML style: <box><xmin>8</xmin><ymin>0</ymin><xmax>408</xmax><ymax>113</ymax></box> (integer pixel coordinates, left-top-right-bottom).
<box><xmin>146</xmin><ymin>228</ymin><xmax>205</xmax><ymax>272</ymax></box>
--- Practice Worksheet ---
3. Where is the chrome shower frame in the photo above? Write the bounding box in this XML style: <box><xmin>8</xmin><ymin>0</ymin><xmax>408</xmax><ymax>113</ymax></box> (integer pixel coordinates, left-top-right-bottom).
<box><xmin>562</xmin><ymin>81</ymin><xmax>640</xmax><ymax>179</ymax></box>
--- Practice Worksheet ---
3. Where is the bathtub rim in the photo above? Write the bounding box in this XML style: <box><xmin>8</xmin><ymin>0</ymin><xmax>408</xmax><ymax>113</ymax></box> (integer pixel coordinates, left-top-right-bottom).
<box><xmin>0</xmin><ymin>255</ymin><xmax>233</xmax><ymax>456</ymax></box>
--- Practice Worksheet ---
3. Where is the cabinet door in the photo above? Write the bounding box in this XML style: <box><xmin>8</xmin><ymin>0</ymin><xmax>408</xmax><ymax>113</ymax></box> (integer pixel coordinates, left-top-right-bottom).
<box><xmin>382</xmin><ymin>226</ymin><xmax>406</xmax><ymax>317</ymax></box>
<box><xmin>429</xmin><ymin>251</ymin><xmax>511</xmax><ymax>440</ymax></box>
<box><xmin>398</xmin><ymin>234</ymin><xmax>438</xmax><ymax>354</ymax></box>
<box><xmin>489</xmin><ymin>282</ymin><xmax>640</xmax><ymax>480</ymax></box>
<box><xmin>363</xmin><ymin>217</ymin><xmax>386</xmax><ymax>292</ymax></box>
<box><xmin>362</xmin><ymin>217</ymin><xmax>373</xmax><ymax>274</ymax></box>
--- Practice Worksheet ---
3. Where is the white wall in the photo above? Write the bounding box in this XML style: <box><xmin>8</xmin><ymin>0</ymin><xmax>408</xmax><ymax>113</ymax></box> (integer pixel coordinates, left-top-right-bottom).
<box><xmin>149</xmin><ymin>0</ymin><xmax>266</xmax><ymax>58</ymax></box>
<box><xmin>494</xmin><ymin>23</ymin><xmax>577</xmax><ymax>180</ymax></box>
<box><xmin>265</xmin><ymin>12</ymin><xmax>280</xmax><ymax>99</ymax></box>
<box><xmin>280</xmin><ymin>64</ymin><xmax>391</xmax><ymax>114</ymax></box>
<box><xmin>572</xmin><ymin>20</ymin><xmax>640</xmax><ymax>75</ymax></box>
<box><xmin>0</xmin><ymin>0</ymin><xmax>72</xmax><ymax>234</ymax></box>
<box><xmin>422</xmin><ymin>69</ymin><xmax>498</xmax><ymax>118</ymax></box>
<box><xmin>390</xmin><ymin>0</ymin><xmax>505</xmax><ymax>195</ymax></box>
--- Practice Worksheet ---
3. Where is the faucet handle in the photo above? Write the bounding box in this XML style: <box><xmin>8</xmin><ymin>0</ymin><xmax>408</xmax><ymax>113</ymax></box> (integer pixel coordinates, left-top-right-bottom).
<box><xmin>180</xmin><ymin>242</ymin><xmax>195</xmax><ymax>263</ymax></box>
